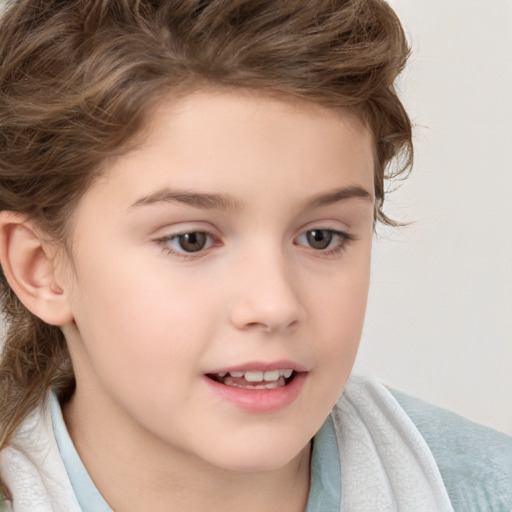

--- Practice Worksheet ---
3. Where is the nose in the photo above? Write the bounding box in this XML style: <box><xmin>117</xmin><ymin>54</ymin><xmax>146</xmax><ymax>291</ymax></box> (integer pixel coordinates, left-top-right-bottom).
<box><xmin>229</xmin><ymin>252</ymin><xmax>306</xmax><ymax>334</ymax></box>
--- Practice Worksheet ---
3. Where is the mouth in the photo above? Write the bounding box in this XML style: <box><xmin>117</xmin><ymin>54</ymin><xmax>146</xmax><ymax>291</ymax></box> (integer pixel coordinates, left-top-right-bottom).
<box><xmin>206</xmin><ymin>369</ymin><xmax>297</xmax><ymax>390</ymax></box>
<box><xmin>204</xmin><ymin>364</ymin><xmax>307</xmax><ymax>412</ymax></box>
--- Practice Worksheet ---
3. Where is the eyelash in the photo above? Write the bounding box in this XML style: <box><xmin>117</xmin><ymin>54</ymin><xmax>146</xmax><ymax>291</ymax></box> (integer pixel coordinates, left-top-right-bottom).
<box><xmin>155</xmin><ymin>228</ymin><xmax>355</xmax><ymax>259</ymax></box>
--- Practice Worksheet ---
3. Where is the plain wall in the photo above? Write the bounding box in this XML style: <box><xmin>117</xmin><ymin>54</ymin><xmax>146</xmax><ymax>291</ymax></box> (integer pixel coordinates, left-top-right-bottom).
<box><xmin>354</xmin><ymin>0</ymin><xmax>512</xmax><ymax>434</ymax></box>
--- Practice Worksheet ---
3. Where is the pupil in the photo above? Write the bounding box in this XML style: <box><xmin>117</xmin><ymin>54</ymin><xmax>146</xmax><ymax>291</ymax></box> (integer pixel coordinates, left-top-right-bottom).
<box><xmin>307</xmin><ymin>230</ymin><xmax>332</xmax><ymax>249</ymax></box>
<box><xmin>179</xmin><ymin>232</ymin><xmax>206</xmax><ymax>252</ymax></box>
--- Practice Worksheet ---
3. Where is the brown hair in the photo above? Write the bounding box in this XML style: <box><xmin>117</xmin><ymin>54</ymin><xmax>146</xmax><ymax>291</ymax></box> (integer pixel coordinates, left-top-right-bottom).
<box><xmin>0</xmin><ymin>0</ymin><xmax>412</xmax><ymax>448</ymax></box>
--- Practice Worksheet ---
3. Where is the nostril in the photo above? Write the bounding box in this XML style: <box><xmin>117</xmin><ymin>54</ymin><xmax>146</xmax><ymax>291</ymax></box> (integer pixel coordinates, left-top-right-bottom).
<box><xmin>242</xmin><ymin>319</ymin><xmax>298</xmax><ymax>334</ymax></box>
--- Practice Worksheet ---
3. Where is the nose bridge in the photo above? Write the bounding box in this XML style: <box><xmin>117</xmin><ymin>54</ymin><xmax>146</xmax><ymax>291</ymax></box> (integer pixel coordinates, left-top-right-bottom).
<box><xmin>229</xmin><ymin>243</ymin><xmax>304</xmax><ymax>332</ymax></box>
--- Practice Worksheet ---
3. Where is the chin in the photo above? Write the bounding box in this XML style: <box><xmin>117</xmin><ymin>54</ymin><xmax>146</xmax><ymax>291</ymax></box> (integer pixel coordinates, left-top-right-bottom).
<box><xmin>203</xmin><ymin>436</ymin><xmax>311</xmax><ymax>474</ymax></box>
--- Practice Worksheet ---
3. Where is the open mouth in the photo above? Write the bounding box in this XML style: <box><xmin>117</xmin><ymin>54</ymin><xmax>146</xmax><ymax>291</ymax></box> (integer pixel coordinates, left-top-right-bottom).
<box><xmin>206</xmin><ymin>369</ymin><xmax>296</xmax><ymax>390</ymax></box>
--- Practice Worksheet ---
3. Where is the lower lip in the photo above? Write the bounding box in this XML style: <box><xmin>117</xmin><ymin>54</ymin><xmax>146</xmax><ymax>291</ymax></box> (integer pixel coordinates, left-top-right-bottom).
<box><xmin>203</xmin><ymin>373</ymin><xmax>307</xmax><ymax>413</ymax></box>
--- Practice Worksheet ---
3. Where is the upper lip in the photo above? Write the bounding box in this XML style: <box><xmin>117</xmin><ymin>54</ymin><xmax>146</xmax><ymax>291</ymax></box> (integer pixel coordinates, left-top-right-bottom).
<box><xmin>206</xmin><ymin>361</ymin><xmax>308</xmax><ymax>374</ymax></box>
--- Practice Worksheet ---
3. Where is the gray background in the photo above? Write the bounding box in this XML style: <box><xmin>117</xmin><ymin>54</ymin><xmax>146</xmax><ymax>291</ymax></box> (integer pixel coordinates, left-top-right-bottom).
<box><xmin>356</xmin><ymin>0</ymin><xmax>512</xmax><ymax>434</ymax></box>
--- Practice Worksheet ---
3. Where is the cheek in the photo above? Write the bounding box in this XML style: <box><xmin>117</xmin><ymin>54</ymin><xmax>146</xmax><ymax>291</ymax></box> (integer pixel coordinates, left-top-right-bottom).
<box><xmin>309</xmin><ymin>260</ymin><xmax>371</xmax><ymax>365</ymax></box>
<box><xmin>315</xmin><ymin>257</ymin><xmax>371</xmax><ymax>324</ymax></box>
<box><xmin>68</xmin><ymin>261</ymin><xmax>219</xmax><ymax>385</ymax></box>
<box><xmin>297</xmin><ymin>274</ymin><xmax>367</xmax><ymax>435</ymax></box>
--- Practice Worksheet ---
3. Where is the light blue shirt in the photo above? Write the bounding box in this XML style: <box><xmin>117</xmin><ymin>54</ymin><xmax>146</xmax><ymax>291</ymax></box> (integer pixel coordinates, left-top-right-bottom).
<box><xmin>50</xmin><ymin>393</ymin><xmax>342</xmax><ymax>512</ymax></box>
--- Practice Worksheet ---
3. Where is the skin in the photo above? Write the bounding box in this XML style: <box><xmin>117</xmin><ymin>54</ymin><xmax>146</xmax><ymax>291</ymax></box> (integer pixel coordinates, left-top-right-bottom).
<box><xmin>54</xmin><ymin>90</ymin><xmax>376</xmax><ymax>511</ymax></box>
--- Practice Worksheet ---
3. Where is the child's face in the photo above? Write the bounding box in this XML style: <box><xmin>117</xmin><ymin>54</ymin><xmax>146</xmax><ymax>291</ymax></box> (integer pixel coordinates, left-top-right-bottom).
<box><xmin>60</xmin><ymin>90</ymin><xmax>375</xmax><ymax>473</ymax></box>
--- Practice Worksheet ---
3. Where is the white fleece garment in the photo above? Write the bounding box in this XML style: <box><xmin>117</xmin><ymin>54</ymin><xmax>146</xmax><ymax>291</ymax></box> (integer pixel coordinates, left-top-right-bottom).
<box><xmin>0</xmin><ymin>400</ymin><xmax>82</xmax><ymax>512</ymax></box>
<box><xmin>334</xmin><ymin>375</ymin><xmax>453</xmax><ymax>512</ymax></box>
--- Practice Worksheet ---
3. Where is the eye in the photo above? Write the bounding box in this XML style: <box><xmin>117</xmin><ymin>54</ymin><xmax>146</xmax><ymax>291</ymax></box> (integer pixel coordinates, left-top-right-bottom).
<box><xmin>305</xmin><ymin>229</ymin><xmax>334</xmax><ymax>250</ymax></box>
<box><xmin>174</xmin><ymin>232</ymin><xmax>208</xmax><ymax>252</ymax></box>
<box><xmin>157</xmin><ymin>231</ymin><xmax>215</xmax><ymax>255</ymax></box>
<box><xmin>295</xmin><ymin>228</ymin><xmax>353</xmax><ymax>253</ymax></box>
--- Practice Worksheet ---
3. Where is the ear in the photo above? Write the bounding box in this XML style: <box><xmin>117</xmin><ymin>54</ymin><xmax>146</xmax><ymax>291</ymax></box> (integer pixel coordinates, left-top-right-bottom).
<box><xmin>0</xmin><ymin>211</ymin><xmax>74</xmax><ymax>326</ymax></box>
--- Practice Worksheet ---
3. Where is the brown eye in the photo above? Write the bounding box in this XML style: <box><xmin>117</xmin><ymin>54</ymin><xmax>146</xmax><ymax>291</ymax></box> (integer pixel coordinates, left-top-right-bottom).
<box><xmin>176</xmin><ymin>232</ymin><xmax>208</xmax><ymax>252</ymax></box>
<box><xmin>306</xmin><ymin>229</ymin><xmax>333</xmax><ymax>250</ymax></box>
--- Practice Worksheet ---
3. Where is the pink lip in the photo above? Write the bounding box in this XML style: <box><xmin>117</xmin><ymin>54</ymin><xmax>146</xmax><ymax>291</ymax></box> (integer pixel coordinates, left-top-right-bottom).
<box><xmin>203</xmin><ymin>363</ymin><xmax>308</xmax><ymax>413</ymax></box>
<box><xmin>206</xmin><ymin>360</ymin><xmax>308</xmax><ymax>374</ymax></box>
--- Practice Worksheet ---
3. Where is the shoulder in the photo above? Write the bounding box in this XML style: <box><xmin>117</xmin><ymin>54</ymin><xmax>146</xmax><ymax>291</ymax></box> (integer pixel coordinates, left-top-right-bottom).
<box><xmin>389</xmin><ymin>388</ymin><xmax>512</xmax><ymax>512</ymax></box>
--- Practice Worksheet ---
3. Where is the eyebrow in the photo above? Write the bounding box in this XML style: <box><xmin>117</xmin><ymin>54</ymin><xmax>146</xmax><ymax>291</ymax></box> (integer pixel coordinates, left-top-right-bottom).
<box><xmin>129</xmin><ymin>184</ymin><xmax>373</xmax><ymax>211</ymax></box>
<box><xmin>129</xmin><ymin>188</ymin><xmax>241</xmax><ymax>211</ymax></box>
<box><xmin>306</xmin><ymin>185</ymin><xmax>374</xmax><ymax>208</ymax></box>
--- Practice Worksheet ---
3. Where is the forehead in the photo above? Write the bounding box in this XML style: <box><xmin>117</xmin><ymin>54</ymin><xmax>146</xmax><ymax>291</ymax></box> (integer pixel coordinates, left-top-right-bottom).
<box><xmin>143</xmin><ymin>89</ymin><xmax>373</xmax><ymax>154</ymax></box>
<box><xmin>74</xmin><ymin>89</ymin><xmax>375</xmax><ymax>220</ymax></box>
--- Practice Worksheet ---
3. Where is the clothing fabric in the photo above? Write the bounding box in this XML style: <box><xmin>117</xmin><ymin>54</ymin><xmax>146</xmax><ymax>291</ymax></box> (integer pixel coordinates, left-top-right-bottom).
<box><xmin>335</xmin><ymin>376</ymin><xmax>453</xmax><ymax>511</ymax></box>
<box><xmin>390</xmin><ymin>388</ymin><xmax>512</xmax><ymax>511</ymax></box>
<box><xmin>1</xmin><ymin>375</ymin><xmax>511</xmax><ymax>511</ymax></box>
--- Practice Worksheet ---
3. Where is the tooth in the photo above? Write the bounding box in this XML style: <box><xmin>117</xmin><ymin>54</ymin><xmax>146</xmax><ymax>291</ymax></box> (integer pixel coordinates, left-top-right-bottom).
<box><xmin>217</xmin><ymin>372</ymin><xmax>227</xmax><ymax>377</ymax></box>
<box><xmin>230</xmin><ymin>371</ymin><xmax>244</xmax><ymax>378</ymax></box>
<box><xmin>244</xmin><ymin>371</ymin><xmax>264</xmax><ymax>382</ymax></box>
<box><xmin>263</xmin><ymin>370</ymin><xmax>280</xmax><ymax>381</ymax></box>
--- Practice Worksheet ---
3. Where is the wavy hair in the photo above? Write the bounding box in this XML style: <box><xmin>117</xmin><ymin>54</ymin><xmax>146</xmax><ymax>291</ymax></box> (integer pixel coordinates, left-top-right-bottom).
<box><xmin>0</xmin><ymin>0</ymin><xmax>412</xmax><ymax>449</ymax></box>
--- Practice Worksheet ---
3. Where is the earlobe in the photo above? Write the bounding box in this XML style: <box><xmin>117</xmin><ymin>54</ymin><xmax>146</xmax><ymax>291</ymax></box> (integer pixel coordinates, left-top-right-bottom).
<box><xmin>0</xmin><ymin>211</ymin><xmax>73</xmax><ymax>326</ymax></box>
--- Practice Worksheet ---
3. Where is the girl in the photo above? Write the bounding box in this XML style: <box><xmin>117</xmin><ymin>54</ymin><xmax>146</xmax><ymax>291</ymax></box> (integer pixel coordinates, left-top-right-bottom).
<box><xmin>0</xmin><ymin>1</ymin><xmax>510</xmax><ymax>511</ymax></box>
